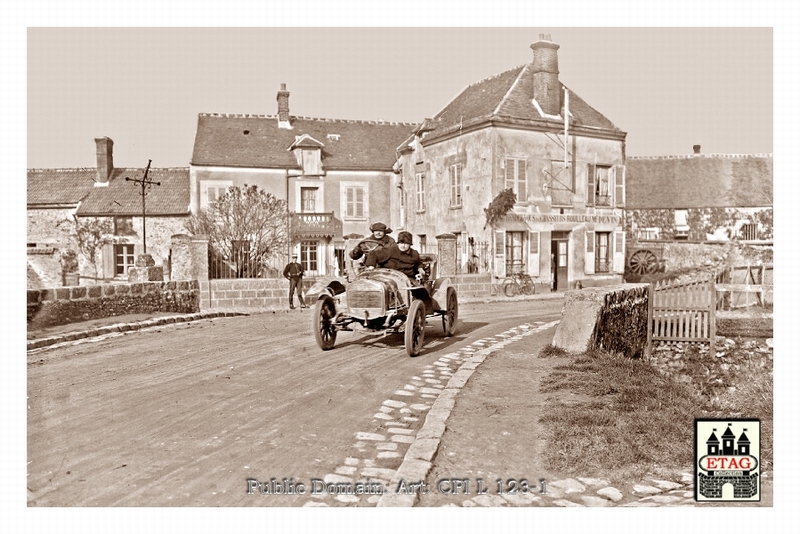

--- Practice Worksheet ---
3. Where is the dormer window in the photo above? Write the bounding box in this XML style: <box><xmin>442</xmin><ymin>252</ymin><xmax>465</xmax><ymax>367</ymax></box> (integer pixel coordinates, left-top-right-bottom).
<box><xmin>288</xmin><ymin>134</ymin><xmax>324</xmax><ymax>177</ymax></box>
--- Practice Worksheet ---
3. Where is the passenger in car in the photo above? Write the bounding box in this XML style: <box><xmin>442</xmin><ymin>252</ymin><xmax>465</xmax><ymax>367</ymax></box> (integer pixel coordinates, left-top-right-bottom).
<box><xmin>365</xmin><ymin>231</ymin><xmax>425</xmax><ymax>282</ymax></box>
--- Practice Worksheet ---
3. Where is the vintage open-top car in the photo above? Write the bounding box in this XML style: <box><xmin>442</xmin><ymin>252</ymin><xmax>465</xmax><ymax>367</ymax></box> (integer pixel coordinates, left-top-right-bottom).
<box><xmin>308</xmin><ymin>253</ymin><xmax>458</xmax><ymax>356</ymax></box>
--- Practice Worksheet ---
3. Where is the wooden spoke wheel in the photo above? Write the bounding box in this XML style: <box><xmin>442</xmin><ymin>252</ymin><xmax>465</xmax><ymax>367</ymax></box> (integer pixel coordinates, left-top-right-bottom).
<box><xmin>628</xmin><ymin>249</ymin><xmax>659</xmax><ymax>275</ymax></box>
<box><xmin>442</xmin><ymin>288</ymin><xmax>458</xmax><ymax>337</ymax></box>
<box><xmin>313</xmin><ymin>295</ymin><xmax>337</xmax><ymax>350</ymax></box>
<box><xmin>405</xmin><ymin>299</ymin><xmax>426</xmax><ymax>357</ymax></box>
<box><xmin>503</xmin><ymin>279</ymin><xmax>518</xmax><ymax>297</ymax></box>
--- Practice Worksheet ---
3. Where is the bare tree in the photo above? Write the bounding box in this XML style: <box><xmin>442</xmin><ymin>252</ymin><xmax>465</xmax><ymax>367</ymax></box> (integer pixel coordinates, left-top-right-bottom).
<box><xmin>75</xmin><ymin>217</ymin><xmax>113</xmax><ymax>279</ymax></box>
<box><xmin>185</xmin><ymin>184</ymin><xmax>288</xmax><ymax>278</ymax></box>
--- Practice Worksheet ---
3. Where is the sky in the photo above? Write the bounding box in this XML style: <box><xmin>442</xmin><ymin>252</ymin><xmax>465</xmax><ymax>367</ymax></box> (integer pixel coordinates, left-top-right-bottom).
<box><xmin>27</xmin><ymin>27</ymin><xmax>774</xmax><ymax>169</ymax></box>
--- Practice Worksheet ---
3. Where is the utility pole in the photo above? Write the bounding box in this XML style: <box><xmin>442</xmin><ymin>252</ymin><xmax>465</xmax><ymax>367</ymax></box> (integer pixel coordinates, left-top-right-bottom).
<box><xmin>125</xmin><ymin>160</ymin><xmax>161</xmax><ymax>254</ymax></box>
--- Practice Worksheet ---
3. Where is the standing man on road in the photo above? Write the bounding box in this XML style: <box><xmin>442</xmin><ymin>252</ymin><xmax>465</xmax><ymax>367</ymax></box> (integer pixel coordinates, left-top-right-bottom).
<box><xmin>283</xmin><ymin>254</ymin><xmax>308</xmax><ymax>309</ymax></box>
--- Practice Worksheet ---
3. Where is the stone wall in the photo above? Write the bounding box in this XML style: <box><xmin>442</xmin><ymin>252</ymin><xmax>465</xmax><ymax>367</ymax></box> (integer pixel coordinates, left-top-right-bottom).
<box><xmin>200</xmin><ymin>278</ymin><xmax>292</xmax><ymax>310</ymax></box>
<box><xmin>451</xmin><ymin>273</ymin><xmax>493</xmax><ymax>299</ymax></box>
<box><xmin>198</xmin><ymin>273</ymin><xmax>494</xmax><ymax>311</ymax></box>
<box><xmin>28</xmin><ymin>280</ymin><xmax>200</xmax><ymax>330</ymax></box>
<box><xmin>662</xmin><ymin>241</ymin><xmax>773</xmax><ymax>272</ymax></box>
<box><xmin>552</xmin><ymin>284</ymin><xmax>650</xmax><ymax>358</ymax></box>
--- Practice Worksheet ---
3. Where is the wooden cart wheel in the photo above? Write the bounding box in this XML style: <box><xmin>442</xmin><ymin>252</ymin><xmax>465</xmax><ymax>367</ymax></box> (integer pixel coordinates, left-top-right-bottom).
<box><xmin>628</xmin><ymin>249</ymin><xmax>659</xmax><ymax>275</ymax></box>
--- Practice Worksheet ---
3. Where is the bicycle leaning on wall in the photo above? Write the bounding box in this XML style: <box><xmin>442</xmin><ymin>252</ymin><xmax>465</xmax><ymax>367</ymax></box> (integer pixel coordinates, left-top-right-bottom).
<box><xmin>502</xmin><ymin>271</ymin><xmax>536</xmax><ymax>297</ymax></box>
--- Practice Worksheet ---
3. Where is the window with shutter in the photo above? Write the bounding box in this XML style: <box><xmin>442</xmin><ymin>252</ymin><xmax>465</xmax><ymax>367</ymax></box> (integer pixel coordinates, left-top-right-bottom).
<box><xmin>595</xmin><ymin>232</ymin><xmax>611</xmax><ymax>272</ymax></box>
<box><xmin>201</xmin><ymin>180</ymin><xmax>233</xmax><ymax>208</ymax></box>
<box><xmin>301</xmin><ymin>187</ymin><xmax>317</xmax><ymax>213</ymax></box>
<box><xmin>613</xmin><ymin>231</ymin><xmax>626</xmax><ymax>273</ymax></box>
<box><xmin>449</xmin><ymin>164</ymin><xmax>462</xmax><ymax>208</ymax></box>
<box><xmin>595</xmin><ymin>166</ymin><xmax>611</xmax><ymax>206</ymax></box>
<box><xmin>494</xmin><ymin>230</ymin><xmax>506</xmax><ymax>278</ymax></box>
<box><xmin>587</xmin><ymin>164</ymin><xmax>595</xmax><ymax>206</ymax></box>
<box><xmin>614</xmin><ymin>165</ymin><xmax>625</xmax><ymax>207</ymax></box>
<box><xmin>102</xmin><ymin>243</ymin><xmax>114</xmax><ymax>280</ymax></box>
<box><xmin>416</xmin><ymin>172</ymin><xmax>426</xmax><ymax>212</ymax></box>
<box><xmin>504</xmin><ymin>158</ymin><xmax>527</xmax><ymax>201</ymax></box>
<box><xmin>528</xmin><ymin>231</ymin><xmax>540</xmax><ymax>276</ymax></box>
<box><xmin>343</xmin><ymin>184</ymin><xmax>367</xmax><ymax>219</ymax></box>
<box><xmin>584</xmin><ymin>230</ymin><xmax>595</xmax><ymax>274</ymax></box>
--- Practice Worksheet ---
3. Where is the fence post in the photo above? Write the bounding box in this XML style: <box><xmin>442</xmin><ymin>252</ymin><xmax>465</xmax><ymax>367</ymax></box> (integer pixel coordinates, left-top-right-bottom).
<box><xmin>708</xmin><ymin>279</ymin><xmax>716</xmax><ymax>357</ymax></box>
<box><xmin>645</xmin><ymin>283</ymin><xmax>653</xmax><ymax>360</ymax></box>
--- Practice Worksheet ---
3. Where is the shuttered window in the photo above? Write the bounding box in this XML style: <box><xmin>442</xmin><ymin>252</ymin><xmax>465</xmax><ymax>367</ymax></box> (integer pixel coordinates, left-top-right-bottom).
<box><xmin>415</xmin><ymin>172</ymin><xmax>426</xmax><ymax>212</ymax></box>
<box><xmin>504</xmin><ymin>158</ymin><xmax>527</xmax><ymax>201</ymax></box>
<box><xmin>494</xmin><ymin>230</ymin><xmax>506</xmax><ymax>278</ymax></box>
<box><xmin>528</xmin><ymin>231</ymin><xmax>540</xmax><ymax>276</ymax></box>
<box><xmin>614</xmin><ymin>165</ymin><xmax>625</xmax><ymax>207</ymax></box>
<box><xmin>449</xmin><ymin>163</ymin><xmax>462</xmax><ymax>208</ymax></box>
<box><xmin>345</xmin><ymin>186</ymin><xmax>365</xmax><ymax>218</ymax></box>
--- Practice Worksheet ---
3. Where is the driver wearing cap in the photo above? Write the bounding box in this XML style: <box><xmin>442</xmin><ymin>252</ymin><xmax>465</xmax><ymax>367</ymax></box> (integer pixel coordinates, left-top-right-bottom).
<box><xmin>365</xmin><ymin>231</ymin><xmax>425</xmax><ymax>281</ymax></box>
<box><xmin>349</xmin><ymin>222</ymin><xmax>396</xmax><ymax>260</ymax></box>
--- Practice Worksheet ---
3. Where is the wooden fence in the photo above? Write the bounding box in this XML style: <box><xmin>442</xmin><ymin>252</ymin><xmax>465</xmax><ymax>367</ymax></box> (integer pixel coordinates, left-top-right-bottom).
<box><xmin>647</xmin><ymin>278</ymin><xmax>716</xmax><ymax>356</ymax></box>
<box><xmin>715</xmin><ymin>264</ymin><xmax>773</xmax><ymax>310</ymax></box>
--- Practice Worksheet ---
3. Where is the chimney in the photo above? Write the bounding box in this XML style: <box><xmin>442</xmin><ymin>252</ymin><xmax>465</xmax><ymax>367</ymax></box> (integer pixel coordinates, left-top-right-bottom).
<box><xmin>94</xmin><ymin>137</ymin><xmax>114</xmax><ymax>183</ymax></box>
<box><xmin>530</xmin><ymin>34</ymin><xmax>561</xmax><ymax>116</ymax></box>
<box><xmin>277</xmin><ymin>83</ymin><xmax>291</xmax><ymax>129</ymax></box>
<box><xmin>693</xmin><ymin>144</ymin><xmax>701</xmax><ymax>154</ymax></box>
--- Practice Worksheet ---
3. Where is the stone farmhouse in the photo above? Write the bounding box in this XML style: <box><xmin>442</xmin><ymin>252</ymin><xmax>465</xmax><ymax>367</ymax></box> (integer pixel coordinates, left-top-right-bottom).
<box><xmin>396</xmin><ymin>35</ymin><xmax>627</xmax><ymax>291</ymax></box>
<box><xmin>625</xmin><ymin>146</ymin><xmax>773</xmax><ymax>243</ymax></box>
<box><xmin>189</xmin><ymin>84</ymin><xmax>417</xmax><ymax>277</ymax></box>
<box><xmin>27</xmin><ymin>137</ymin><xmax>189</xmax><ymax>287</ymax></box>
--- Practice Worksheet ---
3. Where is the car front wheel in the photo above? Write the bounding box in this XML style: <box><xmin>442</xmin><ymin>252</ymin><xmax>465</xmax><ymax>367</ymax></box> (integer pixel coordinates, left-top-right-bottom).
<box><xmin>405</xmin><ymin>299</ymin><xmax>426</xmax><ymax>357</ymax></box>
<box><xmin>442</xmin><ymin>288</ymin><xmax>458</xmax><ymax>337</ymax></box>
<box><xmin>313</xmin><ymin>295</ymin><xmax>337</xmax><ymax>350</ymax></box>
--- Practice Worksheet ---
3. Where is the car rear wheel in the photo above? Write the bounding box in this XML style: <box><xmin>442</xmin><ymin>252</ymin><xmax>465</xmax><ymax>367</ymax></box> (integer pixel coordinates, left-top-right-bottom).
<box><xmin>405</xmin><ymin>299</ymin><xmax>426</xmax><ymax>357</ymax></box>
<box><xmin>442</xmin><ymin>288</ymin><xmax>458</xmax><ymax>337</ymax></box>
<box><xmin>313</xmin><ymin>295</ymin><xmax>337</xmax><ymax>350</ymax></box>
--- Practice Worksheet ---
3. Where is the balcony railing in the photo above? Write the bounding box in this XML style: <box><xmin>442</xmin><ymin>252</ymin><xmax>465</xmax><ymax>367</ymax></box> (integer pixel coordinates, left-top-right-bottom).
<box><xmin>290</xmin><ymin>212</ymin><xmax>343</xmax><ymax>239</ymax></box>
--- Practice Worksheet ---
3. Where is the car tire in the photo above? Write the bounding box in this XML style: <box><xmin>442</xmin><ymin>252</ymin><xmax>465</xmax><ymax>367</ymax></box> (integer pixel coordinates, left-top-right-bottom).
<box><xmin>442</xmin><ymin>288</ymin><xmax>458</xmax><ymax>337</ymax></box>
<box><xmin>313</xmin><ymin>295</ymin><xmax>337</xmax><ymax>350</ymax></box>
<box><xmin>405</xmin><ymin>299</ymin><xmax>426</xmax><ymax>357</ymax></box>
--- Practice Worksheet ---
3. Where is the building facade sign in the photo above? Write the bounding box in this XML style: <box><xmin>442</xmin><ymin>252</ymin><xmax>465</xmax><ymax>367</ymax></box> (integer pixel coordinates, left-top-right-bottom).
<box><xmin>504</xmin><ymin>213</ymin><xmax>621</xmax><ymax>224</ymax></box>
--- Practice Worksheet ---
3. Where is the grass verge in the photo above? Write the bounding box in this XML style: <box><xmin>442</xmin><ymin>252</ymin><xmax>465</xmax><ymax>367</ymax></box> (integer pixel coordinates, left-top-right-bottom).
<box><xmin>537</xmin><ymin>343</ymin><xmax>773</xmax><ymax>484</ymax></box>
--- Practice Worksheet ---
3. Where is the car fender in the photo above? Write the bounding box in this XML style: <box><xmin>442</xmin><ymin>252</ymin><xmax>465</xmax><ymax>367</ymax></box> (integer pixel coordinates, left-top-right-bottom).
<box><xmin>430</xmin><ymin>277</ymin><xmax>455</xmax><ymax>311</ymax></box>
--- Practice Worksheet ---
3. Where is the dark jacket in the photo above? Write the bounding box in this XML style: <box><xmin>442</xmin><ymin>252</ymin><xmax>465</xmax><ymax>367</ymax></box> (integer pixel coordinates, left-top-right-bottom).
<box><xmin>365</xmin><ymin>245</ymin><xmax>422</xmax><ymax>278</ymax></box>
<box><xmin>349</xmin><ymin>234</ymin><xmax>396</xmax><ymax>260</ymax></box>
<box><xmin>283</xmin><ymin>261</ymin><xmax>304</xmax><ymax>279</ymax></box>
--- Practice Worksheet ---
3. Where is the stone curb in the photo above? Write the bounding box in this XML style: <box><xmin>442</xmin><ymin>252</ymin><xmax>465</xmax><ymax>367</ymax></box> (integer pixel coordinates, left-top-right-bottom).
<box><xmin>459</xmin><ymin>292</ymin><xmax>564</xmax><ymax>305</ymax></box>
<box><xmin>26</xmin><ymin>312</ymin><xmax>249</xmax><ymax>351</ymax></box>
<box><xmin>376</xmin><ymin>320</ymin><xmax>560</xmax><ymax>507</ymax></box>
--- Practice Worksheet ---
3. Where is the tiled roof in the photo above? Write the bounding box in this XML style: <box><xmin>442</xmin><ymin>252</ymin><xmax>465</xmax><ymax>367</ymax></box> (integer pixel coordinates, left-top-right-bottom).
<box><xmin>422</xmin><ymin>64</ymin><xmax>624</xmax><ymax>143</ymax></box>
<box><xmin>27</xmin><ymin>168</ymin><xmax>96</xmax><ymax>206</ymax></box>
<box><xmin>626</xmin><ymin>154</ymin><xmax>773</xmax><ymax>210</ymax></box>
<box><xmin>191</xmin><ymin>114</ymin><xmax>418</xmax><ymax>171</ymax></box>
<box><xmin>76</xmin><ymin>167</ymin><xmax>190</xmax><ymax>216</ymax></box>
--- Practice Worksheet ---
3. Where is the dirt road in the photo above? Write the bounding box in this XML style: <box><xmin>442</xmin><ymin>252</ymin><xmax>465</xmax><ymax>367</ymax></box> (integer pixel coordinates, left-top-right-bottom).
<box><xmin>27</xmin><ymin>300</ymin><xmax>562</xmax><ymax>506</ymax></box>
